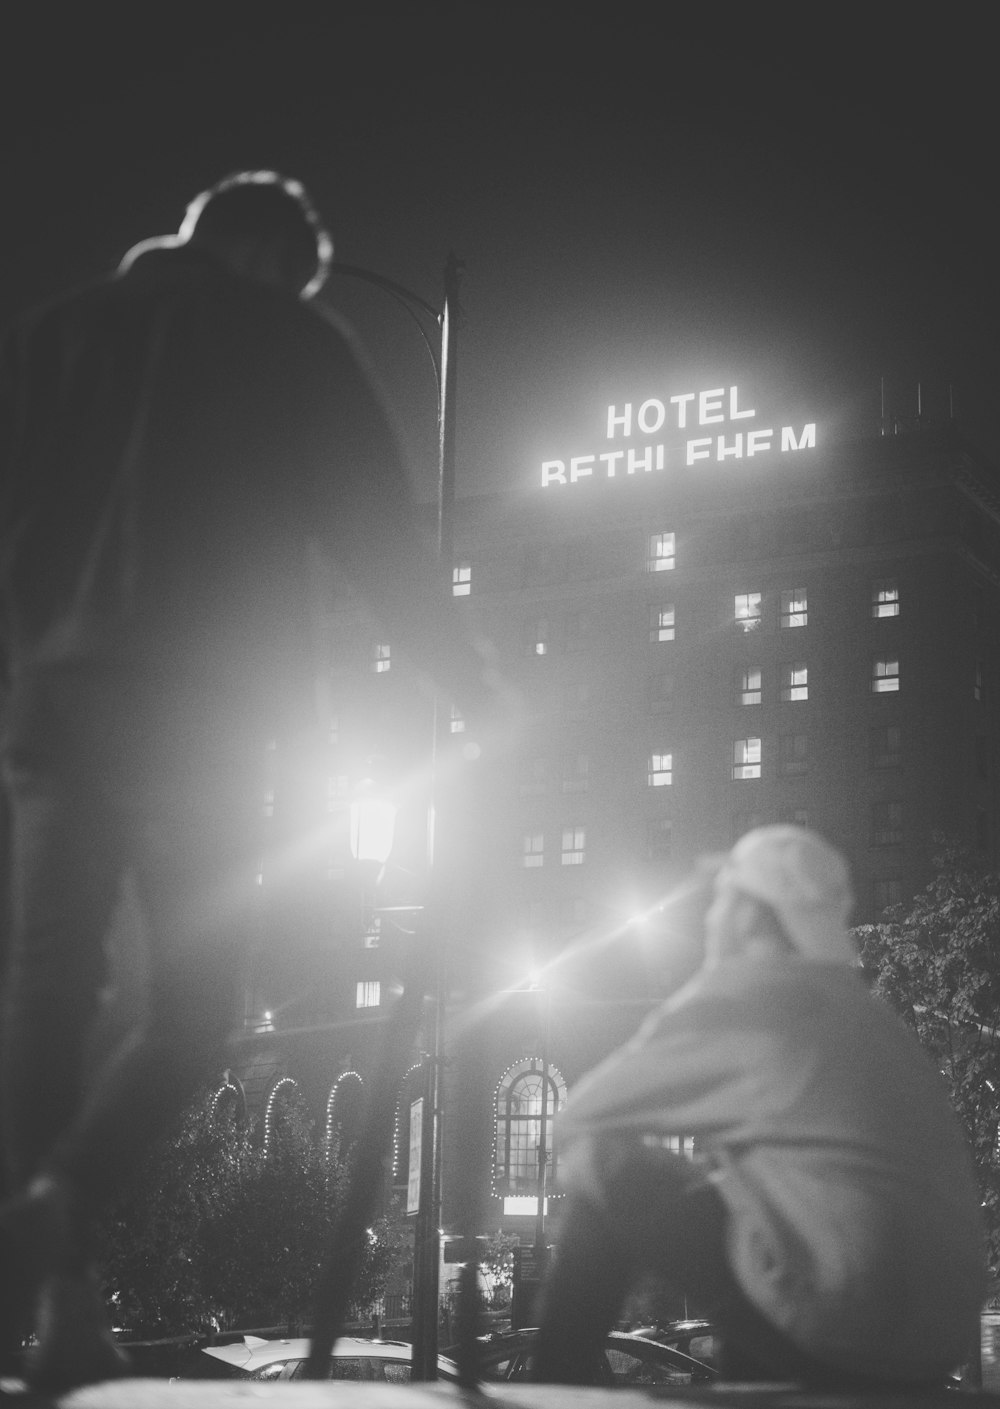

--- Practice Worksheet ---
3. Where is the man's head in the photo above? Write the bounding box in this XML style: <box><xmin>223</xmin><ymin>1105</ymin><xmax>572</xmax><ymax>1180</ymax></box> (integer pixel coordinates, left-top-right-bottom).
<box><xmin>704</xmin><ymin>825</ymin><xmax>857</xmax><ymax>967</ymax></box>
<box><xmin>178</xmin><ymin>170</ymin><xmax>333</xmax><ymax>298</ymax></box>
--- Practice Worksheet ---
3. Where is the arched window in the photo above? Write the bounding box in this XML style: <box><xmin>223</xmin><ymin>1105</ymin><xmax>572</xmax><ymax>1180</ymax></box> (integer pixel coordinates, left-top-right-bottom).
<box><xmin>493</xmin><ymin>1058</ymin><xmax>567</xmax><ymax>1213</ymax></box>
<box><xmin>209</xmin><ymin>1072</ymin><xmax>247</xmax><ymax>1125</ymax></box>
<box><xmin>325</xmin><ymin>1070</ymin><xmax>364</xmax><ymax>1149</ymax></box>
<box><xmin>263</xmin><ymin>1076</ymin><xmax>301</xmax><ymax>1153</ymax></box>
<box><xmin>392</xmin><ymin>1063</ymin><xmax>424</xmax><ymax>1184</ymax></box>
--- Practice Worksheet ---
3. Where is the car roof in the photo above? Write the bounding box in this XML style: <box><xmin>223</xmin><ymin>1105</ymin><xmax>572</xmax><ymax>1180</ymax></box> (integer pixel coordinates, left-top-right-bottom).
<box><xmin>457</xmin><ymin>1327</ymin><xmax>714</xmax><ymax>1375</ymax></box>
<box><xmin>202</xmin><ymin>1336</ymin><xmax>415</xmax><ymax>1371</ymax></box>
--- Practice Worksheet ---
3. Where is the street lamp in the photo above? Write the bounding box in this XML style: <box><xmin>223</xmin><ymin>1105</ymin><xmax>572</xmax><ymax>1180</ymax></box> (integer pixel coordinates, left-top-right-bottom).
<box><xmin>305</xmin><ymin>256</ymin><xmax>460</xmax><ymax>1383</ymax></box>
<box><xmin>528</xmin><ymin>977</ymin><xmax>552</xmax><ymax>1260</ymax></box>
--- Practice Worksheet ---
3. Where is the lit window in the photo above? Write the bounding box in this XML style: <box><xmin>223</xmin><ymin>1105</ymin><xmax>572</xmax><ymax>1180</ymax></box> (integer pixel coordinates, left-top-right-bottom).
<box><xmin>450</xmin><ymin>703</ymin><xmax>465</xmax><ymax>734</ymax></box>
<box><xmin>373</xmin><ymin>642</ymin><xmax>391</xmax><ymax>673</ymax></box>
<box><xmin>780</xmin><ymin>589</ymin><xmax>808</xmax><ymax>628</ymax></box>
<box><xmin>646</xmin><ymin>816</ymin><xmax>673</xmax><ymax>859</ymax></box>
<box><xmin>328</xmin><ymin>715</ymin><xmax>339</xmax><ymax>746</ymax></box>
<box><xmin>565</xmin><ymin>612</ymin><xmax>590</xmax><ymax>653</ymax></box>
<box><xmin>871</xmin><ymin>724</ymin><xmax>901</xmax><ymax>769</ymax></box>
<box><xmin>648</xmin><ymin>752</ymin><xmax>673</xmax><ymax>787</ymax></box>
<box><xmin>356</xmin><ymin>981</ymin><xmax>381</xmax><ymax>1009</ymax></box>
<box><xmin>779</xmin><ymin>733</ymin><xmax>808</xmax><ymax>775</ymax></box>
<box><xmin>648</xmin><ymin>671</ymin><xmax>674</xmax><ymax>711</ymax></box>
<box><xmin>871</xmin><ymin>579</ymin><xmax>899</xmax><ymax>618</ymax></box>
<box><xmin>262</xmin><ymin>787</ymin><xmax>275</xmax><ymax>818</ymax></box>
<box><xmin>872</xmin><ymin>801</ymin><xmax>903</xmax><ymax>845</ymax></box>
<box><xmin>650</xmin><ymin>604</ymin><xmax>675</xmax><ymax>642</ymax></box>
<box><xmin>733</xmin><ymin>737</ymin><xmax>761</xmax><ymax>780</ymax></box>
<box><xmin>647</xmin><ymin>531</ymin><xmax>675</xmax><ymax>572</ymax></box>
<box><xmin>872</xmin><ymin>658</ymin><xmax>899</xmax><ymax>693</ymax></box>
<box><xmin>363</xmin><ymin>917</ymin><xmax>381</xmax><ymax>950</ymax></box>
<box><xmin>523</xmin><ymin>617</ymin><xmax>550</xmax><ymax>657</ymax></box>
<box><xmin>780</xmin><ymin>662</ymin><xmax>808</xmax><ymax>702</ymax></box>
<box><xmin>561</xmin><ymin>826</ymin><xmax>585</xmax><ymax>865</ymax></box>
<box><xmin>736</xmin><ymin>666</ymin><xmax>762</xmax><ymax>706</ymax></box>
<box><xmin>975</xmin><ymin>659</ymin><xmax>984</xmax><ymax>702</ymax></box>
<box><xmin>493</xmin><ymin>1059</ymin><xmax>566</xmax><ymax>1200</ymax></box>
<box><xmin>561</xmin><ymin>754</ymin><xmax>589</xmax><ymax>793</ymax></box>
<box><xmin>452</xmin><ymin>561</ymin><xmax>472</xmax><ymax>596</ymax></box>
<box><xmin>780</xmin><ymin>807</ymin><xmax>810</xmax><ymax>827</ymax></box>
<box><xmin>873</xmin><ymin>878</ymin><xmax>903</xmax><ymax>913</ymax></box>
<box><xmin>522</xmin><ymin>832</ymin><xmax>544</xmax><ymax>868</ymax></box>
<box><xmin>735</xmin><ymin>592</ymin><xmax>762</xmax><ymax>632</ymax></box>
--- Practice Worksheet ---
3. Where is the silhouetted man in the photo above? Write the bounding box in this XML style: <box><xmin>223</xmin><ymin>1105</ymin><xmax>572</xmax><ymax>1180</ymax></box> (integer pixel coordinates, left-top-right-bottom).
<box><xmin>535</xmin><ymin>825</ymin><xmax>985</xmax><ymax>1388</ymax></box>
<box><xmin>0</xmin><ymin>171</ymin><xmax>498</xmax><ymax>1390</ymax></box>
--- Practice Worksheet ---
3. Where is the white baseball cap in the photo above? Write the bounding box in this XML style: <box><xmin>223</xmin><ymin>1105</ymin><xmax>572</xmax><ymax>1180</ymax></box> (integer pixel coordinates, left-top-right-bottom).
<box><xmin>716</xmin><ymin>825</ymin><xmax>857</xmax><ymax>964</ymax></box>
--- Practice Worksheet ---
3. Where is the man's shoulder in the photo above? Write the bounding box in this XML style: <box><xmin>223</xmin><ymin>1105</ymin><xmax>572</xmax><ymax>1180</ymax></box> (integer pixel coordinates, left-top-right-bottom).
<box><xmin>3</xmin><ymin>269</ymin><xmax>118</xmax><ymax>340</ymax></box>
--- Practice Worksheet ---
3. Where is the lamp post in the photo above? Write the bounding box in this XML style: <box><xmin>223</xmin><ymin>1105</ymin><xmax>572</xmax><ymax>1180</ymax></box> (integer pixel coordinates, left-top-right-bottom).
<box><xmin>315</xmin><ymin>257</ymin><xmax>461</xmax><ymax>1381</ymax></box>
<box><xmin>532</xmin><ymin>981</ymin><xmax>551</xmax><ymax>1259</ymax></box>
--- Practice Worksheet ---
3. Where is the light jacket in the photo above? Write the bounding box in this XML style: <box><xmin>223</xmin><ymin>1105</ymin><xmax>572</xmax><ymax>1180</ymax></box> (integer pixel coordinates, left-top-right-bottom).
<box><xmin>560</xmin><ymin>956</ymin><xmax>986</xmax><ymax>1379</ymax></box>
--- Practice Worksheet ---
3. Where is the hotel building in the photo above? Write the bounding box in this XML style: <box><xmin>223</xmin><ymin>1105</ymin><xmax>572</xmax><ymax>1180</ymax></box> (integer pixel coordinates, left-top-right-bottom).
<box><xmin>231</xmin><ymin>411</ymin><xmax>1000</xmax><ymax>1287</ymax></box>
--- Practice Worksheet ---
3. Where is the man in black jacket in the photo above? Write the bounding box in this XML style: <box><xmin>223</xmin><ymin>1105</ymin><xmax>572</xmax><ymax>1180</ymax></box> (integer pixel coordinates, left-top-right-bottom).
<box><xmin>0</xmin><ymin>171</ymin><xmax>498</xmax><ymax>1390</ymax></box>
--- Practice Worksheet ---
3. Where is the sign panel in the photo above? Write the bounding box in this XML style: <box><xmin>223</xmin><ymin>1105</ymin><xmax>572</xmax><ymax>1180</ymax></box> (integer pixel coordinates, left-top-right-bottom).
<box><xmin>540</xmin><ymin>383</ymin><xmax>816</xmax><ymax>488</ymax></box>
<box><xmin>407</xmin><ymin>1098</ymin><xmax>423</xmax><ymax>1215</ymax></box>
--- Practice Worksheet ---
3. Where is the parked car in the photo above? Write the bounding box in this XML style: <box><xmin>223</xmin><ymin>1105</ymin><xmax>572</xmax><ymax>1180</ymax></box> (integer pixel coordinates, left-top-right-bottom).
<box><xmin>200</xmin><ymin>1335</ymin><xmax>460</xmax><ymax>1383</ymax></box>
<box><xmin>634</xmin><ymin>1318</ymin><xmax>719</xmax><ymax>1369</ymax></box>
<box><xmin>449</xmin><ymin>1327</ymin><xmax>717</xmax><ymax>1387</ymax></box>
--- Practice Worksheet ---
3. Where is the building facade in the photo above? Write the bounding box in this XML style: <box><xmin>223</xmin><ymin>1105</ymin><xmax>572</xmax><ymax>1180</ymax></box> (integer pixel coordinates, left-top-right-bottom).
<box><xmin>230</xmin><ymin>417</ymin><xmax>1000</xmax><ymax>1289</ymax></box>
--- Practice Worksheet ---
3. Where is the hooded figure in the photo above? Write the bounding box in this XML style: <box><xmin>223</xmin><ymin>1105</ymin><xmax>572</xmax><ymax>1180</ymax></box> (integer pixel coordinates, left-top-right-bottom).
<box><xmin>535</xmin><ymin>826</ymin><xmax>985</xmax><ymax>1388</ymax></box>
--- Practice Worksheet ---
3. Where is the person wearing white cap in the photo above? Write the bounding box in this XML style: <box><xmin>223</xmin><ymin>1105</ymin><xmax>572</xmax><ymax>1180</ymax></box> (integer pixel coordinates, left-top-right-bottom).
<box><xmin>535</xmin><ymin>825</ymin><xmax>985</xmax><ymax>1387</ymax></box>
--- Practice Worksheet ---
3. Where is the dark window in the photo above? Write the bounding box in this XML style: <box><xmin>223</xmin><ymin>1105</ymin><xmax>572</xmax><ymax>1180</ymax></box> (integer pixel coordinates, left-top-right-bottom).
<box><xmin>561</xmin><ymin>753</ymin><xmax>589</xmax><ymax>793</ymax></box>
<box><xmin>648</xmin><ymin>671</ymin><xmax>674</xmax><ymax>712</ymax></box>
<box><xmin>564</xmin><ymin>611</ymin><xmax>590</xmax><ymax>652</ymax></box>
<box><xmin>779</xmin><ymin>733</ymin><xmax>808</xmax><ymax>775</ymax></box>
<box><xmin>871</xmin><ymin>724</ymin><xmax>901</xmax><ymax>769</ymax></box>
<box><xmin>873</xmin><ymin>878</ymin><xmax>903</xmax><ymax>913</ymax></box>
<box><xmin>872</xmin><ymin>801</ymin><xmax>903</xmax><ymax>846</ymax></box>
<box><xmin>732</xmin><ymin>810</ymin><xmax>767</xmax><ymax>841</ymax></box>
<box><xmin>646</xmin><ymin>815</ymin><xmax>673</xmax><ymax>860</ymax></box>
<box><xmin>736</xmin><ymin>666</ymin><xmax>762</xmax><ymax>706</ymax></box>
<box><xmin>976</xmin><ymin>736</ymin><xmax>989</xmax><ymax>782</ymax></box>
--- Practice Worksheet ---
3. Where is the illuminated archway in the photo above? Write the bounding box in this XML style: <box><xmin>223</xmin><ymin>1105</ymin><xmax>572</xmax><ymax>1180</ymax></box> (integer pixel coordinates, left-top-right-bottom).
<box><xmin>392</xmin><ymin>1063</ymin><xmax>424</xmax><ymax>1183</ymax></box>
<box><xmin>324</xmin><ymin>1069</ymin><xmax>364</xmax><ymax>1148</ymax></box>
<box><xmin>492</xmin><ymin>1057</ymin><xmax>567</xmax><ymax>1212</ymax></box>
<box><xmin>209</xmin><ymin>1072</ymin><xmax>247</xmax><ymax>1125</ymax></box>
<box><xmin>263</xmin><ymin>1076</ymin><xmax>300</xmax><ymax>1153</ymax></box>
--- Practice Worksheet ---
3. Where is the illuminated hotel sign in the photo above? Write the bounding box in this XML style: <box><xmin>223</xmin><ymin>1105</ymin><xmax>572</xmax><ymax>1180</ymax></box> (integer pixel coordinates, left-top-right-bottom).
<box><xmin>540</xmin><ymin>385</ymin><xmax>816</xmax><ymax>488</ymax></box>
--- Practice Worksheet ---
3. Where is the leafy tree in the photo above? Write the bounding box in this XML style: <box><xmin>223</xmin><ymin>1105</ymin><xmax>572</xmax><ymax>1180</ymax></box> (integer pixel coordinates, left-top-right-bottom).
<box><xmin>97</xmin><ymin>1090</ymin><xmax>400</xmax><ymax>1337</ymax></box>
<box><xmin>855</xmin><ymin>841</ymin><xmax>1000</xmax><ymax>1280</ymax></box>
<box><xmin>479</xmin><ymin>1229</ymin><xmax>517</xmax><ymax>1310</ymax></box>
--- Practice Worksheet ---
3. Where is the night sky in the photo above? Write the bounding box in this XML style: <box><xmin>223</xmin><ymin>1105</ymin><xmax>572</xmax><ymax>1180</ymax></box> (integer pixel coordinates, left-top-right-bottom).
<box><xmin>2</xmin><ymin>3</ymin><xmax>996</xmax><ymax>503</ymax></box>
